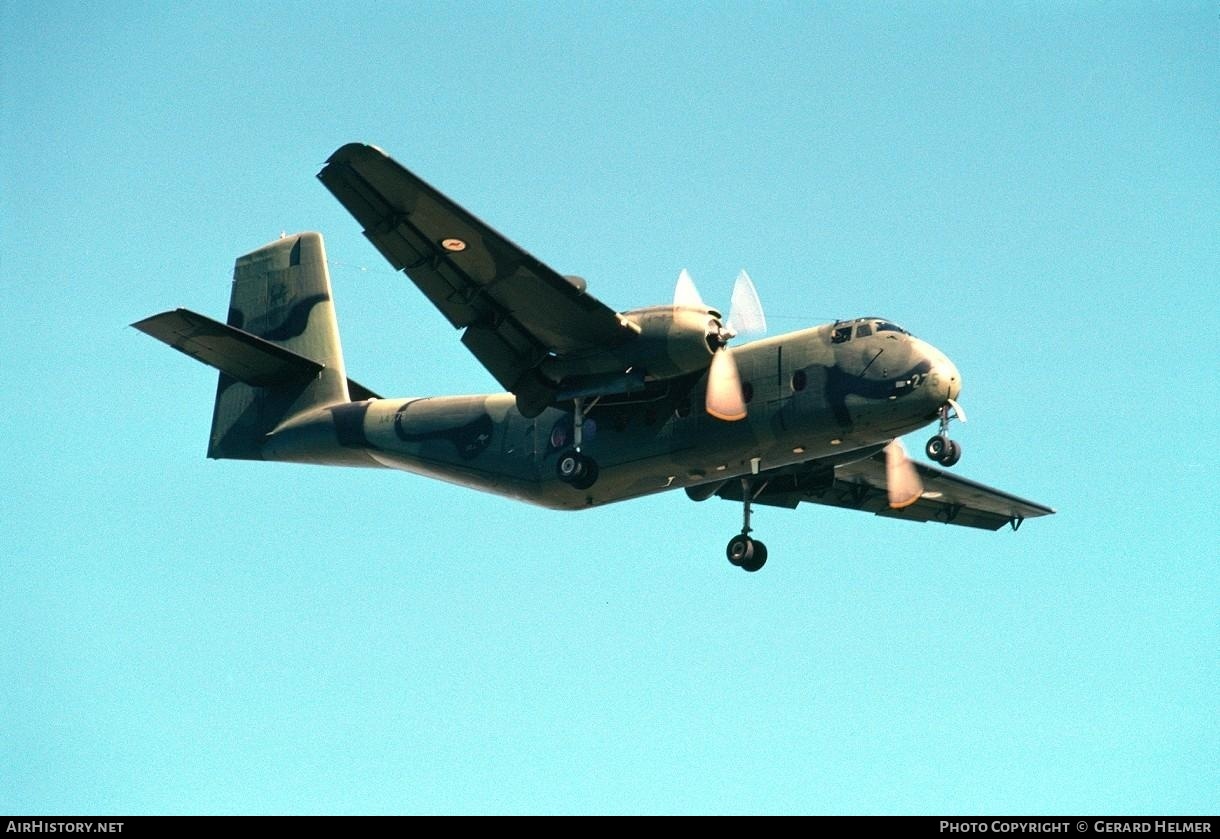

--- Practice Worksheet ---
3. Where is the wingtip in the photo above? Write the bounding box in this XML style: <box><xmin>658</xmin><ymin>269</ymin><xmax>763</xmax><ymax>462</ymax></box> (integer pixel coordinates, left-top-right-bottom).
<box><xmin>325</xmin><ymin>142</ymin><xmax>388</xmax><ymax>166</ymax></box>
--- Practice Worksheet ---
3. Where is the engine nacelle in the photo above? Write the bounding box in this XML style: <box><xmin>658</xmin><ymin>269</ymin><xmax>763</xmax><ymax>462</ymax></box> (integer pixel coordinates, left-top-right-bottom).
<box><xmin>541</xmin><ymin>305</ymin><xmax>720</xmax><ymax>385</ymax></box>
<box><xmin>625</xmin><ymin>305</ymin><xmax>719</xmax><ymax>379</ymax></box>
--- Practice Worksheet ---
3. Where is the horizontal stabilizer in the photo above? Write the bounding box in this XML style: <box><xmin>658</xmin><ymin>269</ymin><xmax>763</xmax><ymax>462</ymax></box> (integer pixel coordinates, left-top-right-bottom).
<box><xmin>133</xmin><ymin>308</ymin><xmax>323</xmax><ymax>387</ymax></box>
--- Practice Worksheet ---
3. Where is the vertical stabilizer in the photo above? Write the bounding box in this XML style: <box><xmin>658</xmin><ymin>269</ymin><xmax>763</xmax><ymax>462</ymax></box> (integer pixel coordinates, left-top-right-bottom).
<box><xmin>208</xmin><ymin>233</ymin><xmax>350</xmax><ymax>459</ymax></box>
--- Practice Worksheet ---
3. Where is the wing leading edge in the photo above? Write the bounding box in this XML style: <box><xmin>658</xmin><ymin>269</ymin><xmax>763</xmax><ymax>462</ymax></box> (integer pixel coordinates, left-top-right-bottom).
<box><xmin>317</xmin><ymin>143</ymin><xmax>634</xmax><ymax>413</ymax></box>
<box><xmin>715</xmin><ymin>450</ymin><xmax>1055</xmax><ymax>531</ymax></box>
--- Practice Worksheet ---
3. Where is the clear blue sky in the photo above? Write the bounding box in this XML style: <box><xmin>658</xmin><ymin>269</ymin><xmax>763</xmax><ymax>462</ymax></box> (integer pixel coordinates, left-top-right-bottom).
<box><xmin>2</xmin><ymin>1</ymin><xmax>1216</xmax><ymax>815</ymax></box>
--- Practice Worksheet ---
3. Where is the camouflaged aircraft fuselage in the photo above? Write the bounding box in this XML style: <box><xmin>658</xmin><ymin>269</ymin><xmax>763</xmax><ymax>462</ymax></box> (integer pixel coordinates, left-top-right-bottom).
<box><xmin>262</xmin><ymin>321</ymin><xmax>959</xmax><ymax>511</ymax></box>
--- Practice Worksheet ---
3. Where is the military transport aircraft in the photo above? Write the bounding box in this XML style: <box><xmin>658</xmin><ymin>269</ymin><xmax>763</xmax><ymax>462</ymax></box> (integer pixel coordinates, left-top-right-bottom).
<box><xmin>134</xmin><ymin>143</ymin><xmax>1053</xmax><ymax>572</ymax></box>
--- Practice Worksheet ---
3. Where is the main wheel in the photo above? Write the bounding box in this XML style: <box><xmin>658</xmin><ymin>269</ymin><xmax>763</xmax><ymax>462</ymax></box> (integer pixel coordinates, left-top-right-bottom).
<box><xmin>557</xmin><ymin>450</ymin><xmax>599</xmax><ymax>489</ymax></box>
<box><xmin>941</xmin><ymin>439</ymin><xmax>962</xmax><ymax>467</ymax></box>
<box><xmin>740</xmin><ymin>541</ymin><xmax>768</xmax><ymax>573</ymax></box>
<box><xmin>571</xmin><ymin>456</ymin><xmax>599</xmax><ymax>490</ymax></box>
<box><xmin>556</xmin><ymin>450</ymin><xmax>585</xmax><ymax>482</ymax></box>
<box><xmin>726</xmin><ymin>534</ymin><xmax>754</xmax><ymax>567</ymax></box>
<box><xmin>926</xmin><ymin>435</ymin><xmax>949</xmax><ymax>461</ymax></box>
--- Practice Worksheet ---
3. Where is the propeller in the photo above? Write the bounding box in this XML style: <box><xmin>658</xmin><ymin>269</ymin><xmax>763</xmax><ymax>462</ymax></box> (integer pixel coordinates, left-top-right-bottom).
<box><xmin>674</xmin><ymin>269</ymin><xmax>767</xmax><ymax>421</ymax></box>
<box><xmin>725</xmin><ymin>269</ymin><xmax>766</xmax><ymax>338</ymax></box>
<box><xmin>673</xmin><ymin>268</ymin><xmax>706</xmax><ymax>310</ymax></box>
<box><xmin>884</xmin><ymin>440</ymin><xmax>924</xmax><ymax>509</ymax></box>
<box><xmin>705</xmin><ymin>345</ymin><xmax>747</xmax><ymax>421</ymax></box>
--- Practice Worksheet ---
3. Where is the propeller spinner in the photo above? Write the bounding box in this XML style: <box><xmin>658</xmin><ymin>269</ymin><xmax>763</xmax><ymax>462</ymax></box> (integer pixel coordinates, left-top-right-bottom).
<box><xmin>674</xmin><ymin>269</ymin><xmax>767</xmax><ymax>422</ymax></box>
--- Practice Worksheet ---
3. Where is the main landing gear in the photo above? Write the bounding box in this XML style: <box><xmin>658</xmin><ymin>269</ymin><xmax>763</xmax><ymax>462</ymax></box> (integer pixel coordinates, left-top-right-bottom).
<box><xmin>926</xmin><ymin>399</ymin><xmax>966</xmax><ymax>467</ymax></box>
<box><xmin>726</xmin><ymin>473</ymin><xmax>767</xmax><ymax>573</ymax></box>
<box><xmin>556</xmin><ymin>396</ymin><xmax>599</xmax><ymax>490</ymax></box>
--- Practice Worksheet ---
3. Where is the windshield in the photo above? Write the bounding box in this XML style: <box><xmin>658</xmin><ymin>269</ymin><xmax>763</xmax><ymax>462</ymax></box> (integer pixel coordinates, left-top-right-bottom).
<box><xmin>830</xmin><ymin>318</ymin><xmax>912</xmax><ymax>343</ymax></box>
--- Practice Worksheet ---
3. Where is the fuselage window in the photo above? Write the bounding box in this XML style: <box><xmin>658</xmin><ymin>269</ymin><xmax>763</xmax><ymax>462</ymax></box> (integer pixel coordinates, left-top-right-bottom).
<box><xmin>791</xmin><ymin>369</ymin><xmax>807</xmax><ymax>392</ymax></box>
<box><xmin>742</xmin><ymin>382</ymin><xmax>754</xmax><ymax>404</ymax></box>
<box><xmin>831</xmin><ymin>326</ymin><xmax>851</xmax><ymax>344</ymax></box>
<box><xmin>855</xmin><ymin>322</ymin><xmax>873</xmax><ymax>338</ymax></box>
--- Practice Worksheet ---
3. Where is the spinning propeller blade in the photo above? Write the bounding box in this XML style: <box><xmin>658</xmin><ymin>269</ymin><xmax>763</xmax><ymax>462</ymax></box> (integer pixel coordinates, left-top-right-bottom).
<box><xmin>725</xmin><ymin>269</ymin><xmax>767</xmax><ymax>338</ymax></box>
<box><xmin>885</xmin><ymin>440</ymin><xmax>924</xmax><ymax>509</ymax></box>
<box><xmin>672</xmin><ymin>268</ymin><xmax>706</xmax><ymax>309</ymax></box>
<box><xmin>705</xmin><ymin>347</ymin><xmax>747</xmax><ymax>422</ymax></box>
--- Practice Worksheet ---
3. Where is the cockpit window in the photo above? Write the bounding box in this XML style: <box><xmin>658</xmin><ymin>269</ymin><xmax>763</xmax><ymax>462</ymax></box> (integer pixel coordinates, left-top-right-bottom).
<box><xmin>832</xmin><ymin>318</ymin><xmax>911</xmax><ymax>343</ymax></box>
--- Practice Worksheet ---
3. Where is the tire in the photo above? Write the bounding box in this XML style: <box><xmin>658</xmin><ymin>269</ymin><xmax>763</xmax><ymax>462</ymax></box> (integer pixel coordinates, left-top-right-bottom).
<box><xmin>570</xmin><ymin>456</ymin><xmax>599</xmax><ymax>490</ymax></box>
<box><xmin>726</xmin><ymin>534</ymin><xmax>753</xmax><ymax>567</ymax></box>
<box><xmin>926</xmin><ymin>435</ymin><xmax>949</xmax><ymax>461</ymax></box>
<box><xmin>941</xmin><ymin>439</ymin><xmax>962</xmax><ymax>467</ymax></box>
<box><xmin>556</xmin><ymin>450</ymin><xmax>584</xmax><ymax>482</ymax></box>
<box><xmin>741</xmin><ymin>541</ymin><xmax>768</xmax><ymax>573</ymax></box>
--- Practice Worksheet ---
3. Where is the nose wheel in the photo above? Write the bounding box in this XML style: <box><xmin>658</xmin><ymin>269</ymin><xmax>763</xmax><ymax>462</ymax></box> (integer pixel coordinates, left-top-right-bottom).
<box><xmin>925</xmin><ymin>434</ymin><xmax>961</xmax><ymax>466</ymax></box>
<box><xmin>726</xmin><ymin>476</ymin><xmax>767</xmax><ymax>572</ymax></box>
<box><xmin>926</xmin><ymin>400</ymin><xmax>965</xmax><ymax>467</ymax></box>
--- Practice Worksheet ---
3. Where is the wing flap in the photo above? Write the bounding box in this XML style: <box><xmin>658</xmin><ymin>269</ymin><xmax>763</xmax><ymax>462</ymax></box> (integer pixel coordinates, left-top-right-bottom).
<box><xmin>838</xmin><ymin>453</ymin><xmax>1055</xmax><ymax>528</ymax></box>
<box><xmin>715</xmin><ymin>449</ymin><xmax>1054</xmax><ymax>531</ymax></box>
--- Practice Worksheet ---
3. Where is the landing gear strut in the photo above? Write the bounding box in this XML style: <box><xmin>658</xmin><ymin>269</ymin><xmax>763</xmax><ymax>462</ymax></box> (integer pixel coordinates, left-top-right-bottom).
<box><xmin>726</xmin><ymin>472</ymin><xmax>767</xmax><ymax>572</ymax></box>
<box><xmin>556</xmin><ymin>396</ymin><xmax>599</xmax><ymax>490</ymax></box>
<box><xmin>926</xmin><ymin>399</ymin><xmax>965</xmax><ymax>467</ymax></box>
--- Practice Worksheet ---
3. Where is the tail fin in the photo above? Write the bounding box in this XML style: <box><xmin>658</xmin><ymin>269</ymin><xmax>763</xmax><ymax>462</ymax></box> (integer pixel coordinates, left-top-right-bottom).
<box><xmin>135</xmin><ymin>232</ymin><xmax>359</xmax><ymax>460</ymax></box>
<box><xmin>205</xmin><ymin>232</ymin><xmax>350</xmax><ymax>458</ymax></box>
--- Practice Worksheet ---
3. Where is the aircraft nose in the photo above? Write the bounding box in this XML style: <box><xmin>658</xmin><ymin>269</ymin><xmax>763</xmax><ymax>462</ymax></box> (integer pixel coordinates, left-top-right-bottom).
<box><xmin>932</xmin><ymin>353</ymin><xmax>961</xmax><ymax>402</ymax></box>
<box><xmin>916</xmin><ymin>339</ymin><xmax>961</xmax><ymax>402</ymax></box>
<box><xmin>932</xmin><ymin>354</ymin><xmax>961</xmax><ymax>401</ymax></box>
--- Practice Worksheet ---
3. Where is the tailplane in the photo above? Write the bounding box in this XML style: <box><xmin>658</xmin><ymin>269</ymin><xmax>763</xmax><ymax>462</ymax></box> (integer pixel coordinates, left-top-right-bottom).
<box><xmin>134</xmin><ymin>232</ymin><xmax>375</xmax><ymax>460</ymax></box>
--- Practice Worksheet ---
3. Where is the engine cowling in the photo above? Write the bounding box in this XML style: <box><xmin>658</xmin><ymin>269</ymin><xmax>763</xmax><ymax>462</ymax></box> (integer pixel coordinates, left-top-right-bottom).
<box><xmin>625</xmin><ymin>305</ymin><xmax>720</xmax><ymax>379</ymax></box>
<box><xmin>541</xmin><ymin>304</ymin><xmax>720</xmax><ymax>386</ymax></box>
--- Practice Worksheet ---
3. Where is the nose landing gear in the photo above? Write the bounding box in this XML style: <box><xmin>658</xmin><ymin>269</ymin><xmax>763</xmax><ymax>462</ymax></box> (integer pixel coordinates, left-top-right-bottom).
<box><xmin>726</xmin><ymin>476</ymin><xmax>767</xmax><ymax>572</ymax></box>
<box><xmin>926</xmin><ymin>399</ymin><xmax>966</xmax><ymax>467</ymax></box>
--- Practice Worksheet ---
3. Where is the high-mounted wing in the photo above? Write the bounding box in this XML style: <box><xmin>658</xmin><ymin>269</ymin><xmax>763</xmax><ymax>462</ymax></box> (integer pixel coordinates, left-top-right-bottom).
<box><xmin>318</xmin><ymin>143</ymin><xmax>634</xmax><ymax>413</ymax></box>
<box><xmin>715</xmin><ymin>450</ymin><xmax>1054</xmax><ymax>531</ymax></box>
